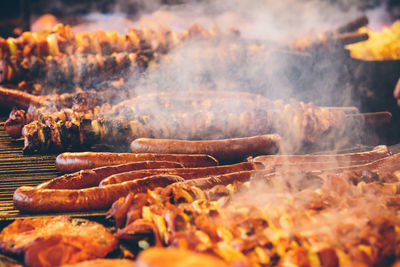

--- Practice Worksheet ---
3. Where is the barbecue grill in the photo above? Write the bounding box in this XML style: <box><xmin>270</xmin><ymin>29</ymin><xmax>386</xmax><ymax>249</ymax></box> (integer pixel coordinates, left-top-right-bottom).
<box><xmin>1</xmin><ymin>1</ymin><xmax>400</xmax><ymax>266</ymax></box>
<box><xmin>0</xmin><ymin>119</ymin><xmax>108</xmax><ymax>229</ymax></box>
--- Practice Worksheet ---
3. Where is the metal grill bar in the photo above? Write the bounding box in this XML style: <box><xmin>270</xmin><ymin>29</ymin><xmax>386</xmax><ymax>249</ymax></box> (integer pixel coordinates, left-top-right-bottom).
<box><xmin>0</xmin><ymin>120</ymin><xmax>107</xmax><ymax>222</ymax></box>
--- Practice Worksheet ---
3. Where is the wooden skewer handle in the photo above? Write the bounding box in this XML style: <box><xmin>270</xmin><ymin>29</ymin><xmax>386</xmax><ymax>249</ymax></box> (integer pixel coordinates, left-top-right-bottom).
<box><xmin>335</xmin><ymin>32</ymin><xmax>369</xmax><ymax>45</ymax></box>
<box><xmin>337</xmin><ymin>15</ymin><xmax>369</xmax><ymax>34</ymax></box>
<box><xmin>346</xmin><ymin>111</ymin><xmax>392</xmax><ymax>125</ymax></box>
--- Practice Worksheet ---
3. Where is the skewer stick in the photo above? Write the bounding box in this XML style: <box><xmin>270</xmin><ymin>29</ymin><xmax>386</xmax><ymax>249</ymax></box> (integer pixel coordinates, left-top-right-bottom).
<box><xmin>337</xmin><ymin>15</ymin><xmax>369</xmax><ymax>34</ymax></box>
<box><xmin>335</xmin><ymin>32</ymin><xmax>369</xmax><ymax>45</ymax></box>
<box><xmin>323</xmin><ymin>106</ymin><xmax>359</xmax><ymax>114</ymax></box>
<box><xmin>346</xmin><ymin>111</ymin><xmax>392</xmax><ymax>125</ymax></box>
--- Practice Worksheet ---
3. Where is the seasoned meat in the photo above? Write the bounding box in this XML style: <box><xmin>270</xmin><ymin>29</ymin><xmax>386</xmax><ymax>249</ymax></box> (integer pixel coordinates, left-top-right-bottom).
<box><xmin>0</xmin><ymin>216</ymin><xmax>118</xmax><ymax>266</ymax></box>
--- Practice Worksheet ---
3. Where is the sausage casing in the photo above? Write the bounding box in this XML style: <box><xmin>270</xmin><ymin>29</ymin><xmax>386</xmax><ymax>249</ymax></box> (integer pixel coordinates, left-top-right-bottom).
<box><xmin>38</xmin><ymin>161</ymin><xmax>184</xmax><ymax>189</ymax></box>
<box><xmin>130</xmin><ymin>134</ymin><xmax>281</xmax><ymax>163</ymax></box>
<box><xmin>99</xmin><ymin>162</ymin><xmax>262</xmax><ymax>186</ymax></box>
<box><xmin>55</xmin><ymin>152</ymin><xmax>219</xmax><ymax>173</ymax></box>
<box><xmin>14</xmin><ymin>175</ymin><xmax>184</xmax><ymax>212</ymax></box>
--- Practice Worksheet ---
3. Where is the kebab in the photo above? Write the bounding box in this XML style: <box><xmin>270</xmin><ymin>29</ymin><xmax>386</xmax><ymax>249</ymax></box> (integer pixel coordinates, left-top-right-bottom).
<box><xmin>2</xmin><ymin>88</ymin><xmax>120</xmax><ymax>139</ymax></box>
<box><xmin>0</xmin><ymin>51</ymin><xmax>151</xmax><ymax>90</ymax></box>
<box><xmin>291</xmin><ymin>15</ymin><xmax>370</xmax><ymax>52</ymax></box>
<box><xmin>17</xmin><ymin>90</ymin><xmax>346</xmax><ymax>154</ymax></box>
<box><xmin>0</xmin><ymin>23</ymin><xmax>210</xmax><ymax>60</ymax></box>
<box><xmin>0</xmin><ymin>23</ymin><xmax>229</xmax><ymax>90</ymax></box>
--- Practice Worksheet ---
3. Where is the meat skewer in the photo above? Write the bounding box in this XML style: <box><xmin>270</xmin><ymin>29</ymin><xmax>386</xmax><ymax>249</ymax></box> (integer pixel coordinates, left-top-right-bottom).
<box><xmin>19</xmin><ymin>91</ymin><xmax>348</xmax><ymax>154</ymax></box>
<box><xmin>0</xmin><ymin>23</ymin><xmax>230</xmax><ymax>92</ymax></box>
<box><xmin>3</xmin><ymin>89</ymin><xmax>125</xmax><ymax>140</ymax></box>
<box><xmin>0</xmin><ymin>52</ymin><xmax>150</xmax><ymax>90</ymax></box>
<box><xmin>0</xmin><ymin>23</ymin><xmax>216</xmax><ymax>60</ymax></box>
<box><xmin>292</xmin><ymin>16</ymin><xmax>370</xmax><ymax>51</ymax></box>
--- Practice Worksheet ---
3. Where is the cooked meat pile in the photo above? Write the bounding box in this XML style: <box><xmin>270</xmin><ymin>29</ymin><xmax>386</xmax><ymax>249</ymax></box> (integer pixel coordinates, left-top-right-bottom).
<box><xmin>0</xmin><ymin>216</ymin><xmax>118</xmax><ymax>267</ymax></box>
<box><xmin>10</xmin><ymin>90</ymin><xmax>346</xmax><ymax>154</ymax></box>
<box><xmin>108</xmin><ymin>164</ymin><xmax>400</xmax><ymax>267</ymax></box>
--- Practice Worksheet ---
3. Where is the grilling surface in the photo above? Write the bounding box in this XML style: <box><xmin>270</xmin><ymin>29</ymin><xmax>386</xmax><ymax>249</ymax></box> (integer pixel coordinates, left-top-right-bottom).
<box><xmin>0</xmin><ymin>113</ymin><xmax>398</xmax><ymax>223</ymax></box>
<box><xmin>0</xmin><ymin>119</ymin><xmax>106</xmax><ymax>224</ymax></box>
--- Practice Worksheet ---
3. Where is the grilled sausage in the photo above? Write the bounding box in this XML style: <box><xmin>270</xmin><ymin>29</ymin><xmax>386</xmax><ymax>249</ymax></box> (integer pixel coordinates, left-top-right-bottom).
<box><xmin>130</xmin><ymin>134</ymin><xmax>281</xmax><ymax>163</ymax></box>
<box><xmin>265</xmin><ymin>153</ymin><xmax>400</xmax><ymax>184</ymax></box>
<box><xmin>251</xmin><ymin>145</ymin><xmax>391</xmax><ymax>167</ymax></box>
<box><xmin>99</xmin><ymin>162</ymin><xmax>262</xmax><ymax>186</ymax></box>
<box><xmin>258</xmin><ymin>159</ymin><xmax>391</xmax><ymax>174</ymax></box>
<box><xmin>181</xmin><ymin>170</ymin><xmax>257</xmax><ymax>189</ymax></box>
<box><xmin>0</xmin><ymin>87</ymin><xmax>49</xmax><ymax>109</ymax></box>
<box><xmin>55</xmin><ymin>152</ymin><xmax>219</xmax><ymax>173</ymax></box>
<box><xmin>326</xmin><ymin>152</ymin><xmax>400</xmax><ymax>176</ymax></box>
<box><xmin>38</xmin><ymin>161</ymin><xmax>184</xmax><ymax>189</ymax></box>
<box><xmin>13</xmin><ymin>175</ymin><xmax>184</xmax><ymax>212</ymax></box>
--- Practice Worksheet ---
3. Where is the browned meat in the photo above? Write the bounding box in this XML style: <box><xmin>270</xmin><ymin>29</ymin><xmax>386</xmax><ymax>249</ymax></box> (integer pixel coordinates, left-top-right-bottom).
<box><xmin>60</xmin><ymin>259</ymin><xmax>135</xmax><ymax>267</ymax></box>
<box><xmin>20</xmin><ymin>91</ymin><xmax>347</xmax><ymax>154</ymax></box>
<box><xmin>55</xmin><ymin>152</ymin><xmax>218</xmax><ymax>173</ymax></box>
<box><xmin>136</xmin><ymin>247</ymin><xmax>229</xmax><ymax>267</ymax></box>
<box><xmin>0</xmin><ymin>216</ymin><xmax>118</xmax><ymax>266</ymax></box>
<box><xmin>0</xmin><ymin>52</ymin><xmax>148</xmax><ymax>90</ymax></box>
<box><xmin>130</xmin><ymin>134</ymin><xmax>281</xmax><ymax>163</ymax></box>
<box><xmin>13</xmin><ymin>175</ymin><xmax>184</xmax><ymax>212</ymax></box>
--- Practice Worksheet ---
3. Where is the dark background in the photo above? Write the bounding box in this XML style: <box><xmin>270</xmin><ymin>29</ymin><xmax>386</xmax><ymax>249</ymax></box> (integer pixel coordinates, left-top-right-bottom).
<box><xmin>1</xmin><ymin>0</ymin><xmax>400</xmax><ymax>38</ymax></box>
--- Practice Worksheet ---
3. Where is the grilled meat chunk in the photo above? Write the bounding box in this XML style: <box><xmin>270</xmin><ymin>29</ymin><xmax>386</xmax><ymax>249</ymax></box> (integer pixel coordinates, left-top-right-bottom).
<box><xmin>0</xmin><ymin>216</ymin><xmax>118</xmax><ymax>266</ymax></box>
<box><xmin>20</xmin><ymin>91</ymin><xmax>347</xmax><ymax>154</ymax></box>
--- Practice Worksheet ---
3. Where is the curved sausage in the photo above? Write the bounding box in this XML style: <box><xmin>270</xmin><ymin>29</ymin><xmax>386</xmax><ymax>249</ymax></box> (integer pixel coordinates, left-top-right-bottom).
<box><xmin>251</xmin><ymin>145</ymin><xmax>391</xmax><ymax>167</ymax></box>
<box><xmin>13</xmin><ymin>175</ymin><xmax>184</xmax><ymax>212</ymax></box>
<box><xmin>265</xmin><ymin>153</ymin><xmax>400</xmax><ymax>182</ymax></box>
<box><xmin>99</xmin><ymin>162</ymin><xmax>262</xmax><ymax>186</ymax></box>
<box><xmin>38</xmin><ymin>161</ymin><xmax>184</xmax><ymax>189</ymax></box>
<box><xmin>130</xmin><ymin>134</ymin><xmax>281</xmax><ymax>163</ymax></box>
<box><xmin>55</xmin><ymin>152</ymin><xmax>219</xmax><ymax>173</ymax></box>
<box><xmin>325</xmin><ymin>152</ymin><xmax>400</xmax><ymax>176</ymax></box>
<box><xmin>181</xmin><ymin>170</ymin><xmax>257</xmax><ymax>189</ymax></box>
<box><xmin>0</xmin><ymin>86</ymin><xmax>49</xmax><ymax>109</ymax></box>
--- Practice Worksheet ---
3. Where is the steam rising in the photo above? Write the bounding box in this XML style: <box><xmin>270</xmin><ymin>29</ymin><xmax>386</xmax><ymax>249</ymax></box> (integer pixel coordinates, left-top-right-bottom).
<box><xmin>122</xmin><ymin>0</ymin><xmax>366</xmax><ymax>105</ymax></box>
<box><xmin>53</xmin><ymin>2</ymin><xmax>397</xmax><ymax>263</ymax></box>
<box><xmin>27</xmin><ymin>2</ymin><xmax>399</xmax><ymax>261</ymax></box>
<box><xmin>222</xmin><ymin>170</ymin><xmax>397</xmax><ymax>258</ymax></box>
<box><xmin>110</xmin><ymin>0</ymin><xmax>368</xmax><ymax>152</ymax></box>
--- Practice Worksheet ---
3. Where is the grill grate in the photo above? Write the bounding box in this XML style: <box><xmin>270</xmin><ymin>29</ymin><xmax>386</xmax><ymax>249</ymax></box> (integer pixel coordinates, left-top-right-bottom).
<box><xmin>0</xmin><ymin>120</ymin><xmax>106</xmax><ymax>223</ymax></box>
<box><xmin>0</xmin><ymin>117</ymin><xmax>397</xmax><ymax>224</ymax></box>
